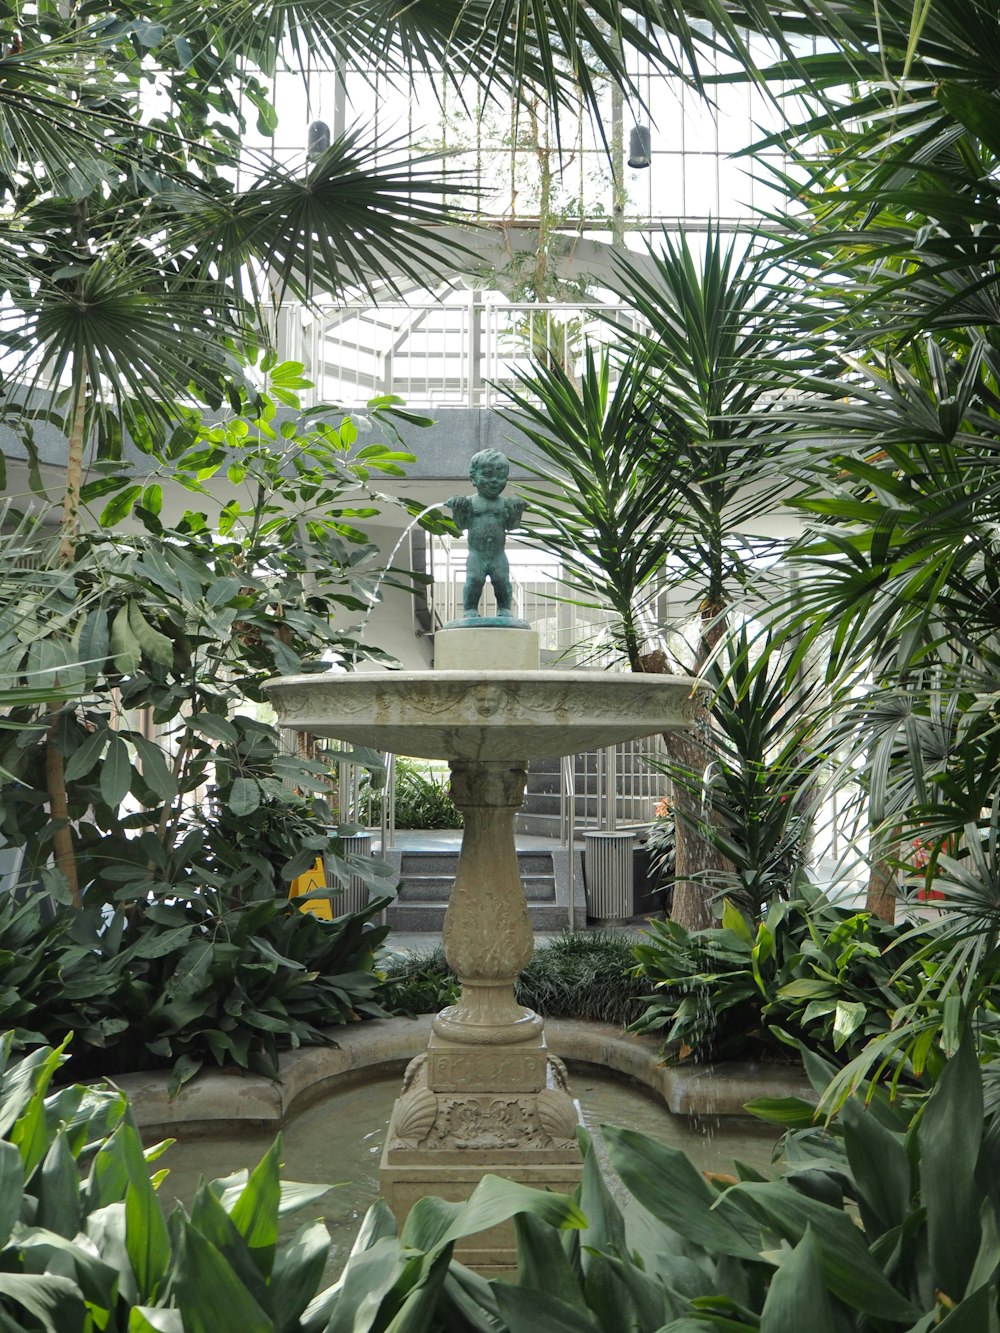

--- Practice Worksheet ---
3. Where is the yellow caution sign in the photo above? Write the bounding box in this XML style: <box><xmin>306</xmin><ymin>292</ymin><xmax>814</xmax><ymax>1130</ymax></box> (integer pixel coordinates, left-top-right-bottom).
<box><xmin>289</xmin><ymin>857</ymin><xmax>333</xmax><ymax>919</ymax></box>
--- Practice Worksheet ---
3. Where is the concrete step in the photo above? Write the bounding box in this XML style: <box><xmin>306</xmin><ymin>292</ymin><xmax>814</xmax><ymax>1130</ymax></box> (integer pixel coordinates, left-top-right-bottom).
<box><xmin>399</xmin><ymin>874</ymin><xmax>556</xmax><ymax>902</ymax></box>
<box><xmin>387</xmin><ymin>900</ymin><xmax>571</xmax><ymax>932</ymax></box>
<box><xmin>399</xmin><ymin>850</ymin><xmax>555</xmax><ymax>875</ymax></box>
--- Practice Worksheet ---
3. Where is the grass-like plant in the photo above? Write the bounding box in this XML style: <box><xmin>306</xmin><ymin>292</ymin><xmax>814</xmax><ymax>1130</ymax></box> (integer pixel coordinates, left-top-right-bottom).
<box><xmin>377</xmin><ymin>930</ymin><xmax>647</xmax><ymax>1028</ymax></box>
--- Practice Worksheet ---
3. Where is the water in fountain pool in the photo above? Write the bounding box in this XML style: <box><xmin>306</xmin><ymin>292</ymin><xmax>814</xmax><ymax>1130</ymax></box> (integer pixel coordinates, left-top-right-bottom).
<box><xmin>154</xmin><ymin>1069</ymin><xmax>780</xmax><ymax>1283</ymax></box>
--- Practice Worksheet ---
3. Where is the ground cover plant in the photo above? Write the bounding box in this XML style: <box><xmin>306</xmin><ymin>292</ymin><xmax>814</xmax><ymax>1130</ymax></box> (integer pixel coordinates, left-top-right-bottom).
<box><xmin>631</xmin><ymin>886</ymin><xmax>914</xmax><ymax>1069</ymax></box>
<box><xmin>376</xmin><ymin>930</ymin><xmax>647</xmax><ymax>1028</ymax></box>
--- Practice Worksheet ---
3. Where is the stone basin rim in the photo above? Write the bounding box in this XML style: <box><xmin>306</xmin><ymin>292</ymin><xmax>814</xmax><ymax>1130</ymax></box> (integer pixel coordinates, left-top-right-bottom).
<box><xmin>113</xmin><ymin>1016</ymin><xmax>814</xmax><ymax>1138</ymax></box>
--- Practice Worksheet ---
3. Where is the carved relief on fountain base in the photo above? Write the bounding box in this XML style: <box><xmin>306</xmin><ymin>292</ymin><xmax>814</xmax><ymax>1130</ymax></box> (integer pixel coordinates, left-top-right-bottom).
<box><xmin>383</xmin><ymin>1047</ymin><xmax>582</xmax><ymax>1167</ymax></box>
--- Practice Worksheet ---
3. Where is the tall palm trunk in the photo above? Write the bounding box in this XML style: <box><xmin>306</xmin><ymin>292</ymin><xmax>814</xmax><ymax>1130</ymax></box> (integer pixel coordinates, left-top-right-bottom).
<box><xmin>638</xmin><ymin>594</ymin><xmax>736</xmax><ymax>931</ymax></box>
<box><xmin>46</xmin><ymin>353</ymin><xmax>88</xmax><ymax>907</ymax></box>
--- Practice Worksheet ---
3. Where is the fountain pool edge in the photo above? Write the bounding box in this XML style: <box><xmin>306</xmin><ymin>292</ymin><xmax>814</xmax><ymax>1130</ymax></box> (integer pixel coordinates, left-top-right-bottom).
<box><xmin>111</xmin><ymin>1016</ymin><xmax>814</xmax><ymax>1137</ymax></box>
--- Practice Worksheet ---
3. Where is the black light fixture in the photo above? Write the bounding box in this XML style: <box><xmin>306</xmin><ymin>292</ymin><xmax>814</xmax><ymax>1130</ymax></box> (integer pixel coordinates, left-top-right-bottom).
<box><xmin>307</xmin><ymin>119</ymin><xmax>331</xmax><ymax>159</ymax></box>
<box><xmin>628</xmin><ymin>125</ymin><xmax>651</xmax><ymax>169</ymax></box>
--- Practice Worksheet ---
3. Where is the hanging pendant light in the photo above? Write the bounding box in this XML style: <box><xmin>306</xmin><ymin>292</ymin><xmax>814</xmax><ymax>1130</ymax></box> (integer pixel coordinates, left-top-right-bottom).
<box><xmin>307</xmin><ymin>120</ymin><xmax>331</xmax><ymax>159</ymax></box>
<box><xmin>628</xmin><ymin>125</ymin><xmax>651</xmax><ymax>169</ymax></box>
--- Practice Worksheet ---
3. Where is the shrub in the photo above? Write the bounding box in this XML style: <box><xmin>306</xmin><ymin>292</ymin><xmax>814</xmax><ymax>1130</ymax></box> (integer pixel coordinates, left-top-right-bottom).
<box><xmin>376</xmin><ymin>931</ymin><xmax>647</xmax><ymax>1028</ymax></box>
<box><xmin>324</xmin><ymin>1035</ymin><xmax>1000</xmax><ymax>1331</ymax></box>
<box><xmin>0</xmin><ymin>888</ymin><xmax>390</xmax><ymax>1090</ymax></box>
<box><xmin>630</xmin><ymin>884</ymin><xmax>912</xmax><ymax>1067</ymax></box>
<box><xmin>358</xmin><ymin>758</ymin><xmax>462</xmax><ymax>830</ymax></box>
<box><xmin>0</xmin><ymin>1032</ymin><xmax>343</xmax><ymax>1331</ymax></box>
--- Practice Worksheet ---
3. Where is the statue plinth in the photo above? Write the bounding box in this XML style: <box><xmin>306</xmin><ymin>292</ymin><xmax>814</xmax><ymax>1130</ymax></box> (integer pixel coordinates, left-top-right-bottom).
<box><xmin>435</xmin><ymin>625</ymin><xmax>538</xmax><ymax>671</ymax></box>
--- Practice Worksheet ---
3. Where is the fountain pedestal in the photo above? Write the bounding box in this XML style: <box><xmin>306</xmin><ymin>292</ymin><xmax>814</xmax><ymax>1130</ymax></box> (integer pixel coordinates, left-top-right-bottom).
<box><xmin>380</xmin><ymin>757</ymin><xmax>582</xmax><ymax>1271</ymax></box>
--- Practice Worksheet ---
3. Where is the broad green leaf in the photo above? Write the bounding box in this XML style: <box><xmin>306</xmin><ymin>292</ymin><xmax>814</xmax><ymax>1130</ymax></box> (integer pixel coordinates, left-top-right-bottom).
<box><xmin>228</xmin><ymin>1137</ymin><xmax>282</xmax><ymax>1273</ymax></box>
<box><xmin>832</xmin><ymin>1001</ymin><xmax>867</xmax><ymax>1051</ymax></box>
<box><xmin>494</xmin><ymin>1282</ymin><xmax>602</xmax><ymax>1332</ymax></box>
<box><xmin>513</xmin><ymin>1212</ymin><xmax>587</xmax><ymax>1310</ymax></box>
<box><xmin>100</xmin><ymin>733</ymin><xmax>133</xmax><ymax>809</ymax></box>
<box><xmin>129</xmin><ymin>1307</ymin><xmax>184</xmax><ymax>1332</ymax></box>
<box><xmin>131</xmin><ymin>734</ymin><xmax>178</xmax><ymax>800</ymax></box>
<box><xmin>918</xmin><ymin>1035</ymin><xmax>983</xmax><ymax>1304</ymax></box>
<box><xmin>760</xmin><ymin>1229</ymin><xmax>837</xmax><ymax>1333</ymax></box>
<box><xmin>128</xmin><ymin>601</ymin><xmax>174</xmax><ymax>669</ymax></box>
<box><xmin>744</xmin><ymin>1097</ymin><xmax>817</xmax><ymax>1129</ymax></box>
<box><xmin>63</xmin><ymin>725</ymin><xmax>109</xmax><ymax>781</ymax></box>
<box><xmin>0</xmin><ymin>1273</ymin><xmax>86</xmax><ymax>1333</ymax></box>
<box><xmin>722</xmin><ymin>899</ymin><xmax>754</xmax><ymax>943</ymax></box>
<box><xmin>601</xmin><ymin>1127</ymin><xmax>762</xmax><ymax>1262</ymax></box>
<box><xmin>100</xmin><ymin>484</ymin><xmax>142</xmax><ymax>526</ymax></box>
<box><xmin>0</xmin><ymin>1141</ymin><xmax>23</xmax><ymax>1246</ymax></box>
<box><xmin>268</xmin><ymin>1219</ymin><xmax>330</xmax><ymax>1329</ymax></box>
<box><xmin>166</xmin><ymin>1219</ymin><xmax>274</xmax><ymax>1333</ymax></box>
<box><xmin>729</xmin><ymin>1180</ymin><xmax>919</xmax><ymax>1322</ymax></box>
<box><xmin>35</xmin><ymin>1132</ymin><xmax>82</xmax><ymax>1237</ymax></box>
<box><xmin>228</xmin><ymin>777</ymin><xmax>261</xmax><ymax>816</ymax></box>
<box><xmin>124</xmin><ymin>1133</ymin><xmax>172</xmax><ymax>1301</ymax></box>
<box><xmin>110</xmin><ymin>604</ymin><xmax>140</xmax><ymax>675</ymax></box>
<box><xmin>841</xmin><ymin>1098</ymin><xmax>910</xmax><ymax>1237</ymax></box>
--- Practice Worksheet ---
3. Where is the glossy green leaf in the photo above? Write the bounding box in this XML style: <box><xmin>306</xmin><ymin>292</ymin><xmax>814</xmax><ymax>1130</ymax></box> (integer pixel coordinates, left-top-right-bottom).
<box><xmin>832</xmin><ymin>1000</ymin><xmax>867</xmax><ymax>1051</ymax></box>
<box><xmin>228</xmin><ymin>1137</ymin><xmax>282</xmax><ymax>1273</ymax></box>
<box><xmin>0</xmin><ymin>1140</ymin><xmax>23</xmax><ymax>1246</ymax></box>
<box><xmin>63</xmin><ymin>725</ymin><xmax>109</xmax><ymax>782</ymax></box>
<box><xmin>513</xmin><ymin>1211</ymin><xmax>587</xmax><ymax>1310</ymax></box>
<box><xmin>729</xmin><ymin>1180</ymin><xmax>919</xmax><ymax>1322</ymax></box>
<box><xmin>129</xmin><ymin>1307</ymin><xmax>184</xmax><ymax>1333</ymax></box>
<box><xmin>601</xmin><ymin>1127</ymin><xmax>762</xmax><ymax>1262</ymax></box>
<box><xmin>760</xmin><ymin>1229</ymin><xmax>837</xmax><ymax>1333</ymax></box>
<box><xmin>744</xmin><ymin>1097</ymin><xmax>817</xmax><ymax>1129</ymax></box>
<box><xmin>841</xmin><ymin>1098</ymin><xmax>910</xmax><ymax>1237</ymax></box>
<box><xmin>131</xmin><ymin>734</ymin><xmax>178</xmax><ymax>800</ymax></box>
<box><xmin>100</xmin><ymin>733</ymin><xmax>133</xmax><ymax>809</ymax></box>
<box><xmin>128</xmin><ymin>601</ymin><xmax>174</xmax><ymax>668</ymax></box>
<box><xmin>0</xmin><ymin>1273</ymin><xmax>86</xmax><ymax>1333</ymax></box>
<box><xmin>267</xmin><ymin>1219</ymin><xmax>330</xmax><ymax>1330</ymax></box>
<box><xmin>494</xmin><ymin>1282</ymin><xmax>602</xmax><ymax>1332</ymax></box>
<box><xmin>228</xmin><ymin>777</ymin><xmax>261</xmax><ymax>816</ymax></box>
<box><xmin>166</xmin><ymin>1219</ymin><xmax>274</xmax><ymax>1333</ymax></box>
<box><xmin>918</xmin><ymin>1035</ymin><xmax>983</xmax><ymax>1304</ymax></box>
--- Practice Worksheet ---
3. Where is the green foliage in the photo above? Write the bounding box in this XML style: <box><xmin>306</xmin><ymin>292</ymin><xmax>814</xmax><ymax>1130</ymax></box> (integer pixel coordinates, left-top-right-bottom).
<box><xmin>516</xmin><ymin>930</ymin><xmax>650</xmax><ymax>1027</ymax></box>
<box><xmin>375</xmin><ymin>946</ymin><xmax>461</xmax><ymax>1018</ymax></box>
<box><xmin>0</xmin><ymin>888</ymin><xmax>390</xmax><ymax>1090</ymax></box>
<box><xmin>376</xmin><ymin>932</ymin><xmax>647</xmax><ymax>1027</ymax></box>
<box><xmin>631</xmin><ymin>887</ymin><xmax>914</xmax><ymax>1067</ymax></box>
<box><xmin>1</xmin><ymin>368</ymin><xmax>416</xmax><ymax>907</ymax></box>
<box><xmin>358</xmin><ymin>759</ymin><xmax>462</xmax><ymax>831</ymax></box>
<box><xmin>0</xmin><ymin>1032</ymin><xmax>346</xmax><ymax>1332</ymax></box>
<box><xmin>326</xmin><ymin>1035</ymin><xmax>1000</xmax><ymax>1330</ymax></box>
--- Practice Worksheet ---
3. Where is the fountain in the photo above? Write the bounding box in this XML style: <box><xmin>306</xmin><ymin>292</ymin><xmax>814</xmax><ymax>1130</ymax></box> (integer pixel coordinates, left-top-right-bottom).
<box><xmin>263</xmin><ymin>451</ymin><xmax>705</xmax><ymax>1270</ymax></box>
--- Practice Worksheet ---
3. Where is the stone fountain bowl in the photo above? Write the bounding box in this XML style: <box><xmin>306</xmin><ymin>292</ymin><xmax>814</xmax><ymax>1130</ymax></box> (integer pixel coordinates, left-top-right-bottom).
<box><xmin>263</xmin><ymin>669</ymin><xmax>705</xmax><ymax>761</ymax></box>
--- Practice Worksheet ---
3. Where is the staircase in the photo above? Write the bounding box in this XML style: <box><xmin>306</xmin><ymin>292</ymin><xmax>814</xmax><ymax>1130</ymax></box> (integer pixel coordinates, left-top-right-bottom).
<box><xmin>515</xmin><ymin>754</ymin><xmax>601</xmax><ymax>838</ymax></box>
<box><xmin>385</xmin><ymin>846</ymin><xmax>569</xmax><ymax>931</ymax></box>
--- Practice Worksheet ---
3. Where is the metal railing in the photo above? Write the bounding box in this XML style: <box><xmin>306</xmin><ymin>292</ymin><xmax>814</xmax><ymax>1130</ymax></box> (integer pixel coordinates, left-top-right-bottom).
<box><xmin>280</xmin><ymin>299</ymin><xmax>646</xmax><ymax>409</ymax></box>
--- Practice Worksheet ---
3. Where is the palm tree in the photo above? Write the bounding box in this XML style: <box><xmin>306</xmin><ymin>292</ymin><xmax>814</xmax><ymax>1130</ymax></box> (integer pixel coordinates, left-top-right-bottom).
<box><xmin>505</xmin><ymin>228</ymin><xmax>838</xmax><ymax>928</ymax></box>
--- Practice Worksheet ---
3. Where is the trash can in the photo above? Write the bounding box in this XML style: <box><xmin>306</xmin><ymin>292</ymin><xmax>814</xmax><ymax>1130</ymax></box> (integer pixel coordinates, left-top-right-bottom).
<box><xmin>584</xmin><ymin>830</ymin><xmax>636</xmax><ymax>924</ymax></box>
<box><xmin>326</xmin><ymin>831</ymin><xmax>374</xmax><ymax>914</ymax></box>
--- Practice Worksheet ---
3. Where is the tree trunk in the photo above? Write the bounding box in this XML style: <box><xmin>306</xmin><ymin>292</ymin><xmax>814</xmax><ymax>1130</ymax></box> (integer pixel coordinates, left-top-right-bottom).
<box><xmin>45</xmin><ymin>706</ymin><xmax>80</xmax><ymax>906</ymax></box>
<box><xmin>45</xmin><ymin>356</ymin><xmax>88</xmax><ymax>903</ymax></box>
<box><xmin>637</xmin><ymin>645</ymin><xmax>735</xmax><ymax>931</ymax></box>
<box><xmin>866</xmin><ymin>833</ymin><xmax>898</xmax><ymax>923</ymax></box>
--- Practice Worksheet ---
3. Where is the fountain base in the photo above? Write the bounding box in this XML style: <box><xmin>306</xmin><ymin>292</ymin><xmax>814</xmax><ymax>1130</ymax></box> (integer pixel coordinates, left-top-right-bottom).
<box><xmin>380</xmin><ymin>1033</ymin><xmax>582</xmax><ymax>1271</ymax></box>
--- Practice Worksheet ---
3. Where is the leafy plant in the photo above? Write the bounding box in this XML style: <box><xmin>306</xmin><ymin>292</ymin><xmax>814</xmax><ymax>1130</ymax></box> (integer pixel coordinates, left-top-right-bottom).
<box><xmin>358</xmin><ymin>759</ymin><xmax>463</xmax><ymax>831</ymax></box>
<box><xmin>516</xmin><ymin>930</ymin><xmax>649</xmax><ymax>1027</ymax></box>
<box><xmin>0</xmin><ymin>1031</ymin><xmax>340</xmax><ymax>1332</ymax></box>
<box><xmin>0</xmin><ymin>887</ymin><xmax>391</xmax><ymax>1090</ymax></box>
<box><xmin>325</xmin><ymin>1035</ymin><xmax>1000</xmax><ymax>1331</ymax></box>
<box><xmin>1</xmin><ymin>366</ymin><xmax>414</xmax><ymax>909</ymax></box>
<box><xmin>374</xmin><ymin>946</ymin><xmax>461</xmax><ymax>1017</ymax></box>
<box><xmin>631</xmin><ymin>887</ymin><xmax>913</xmax><ymax>1068</ymax></box>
